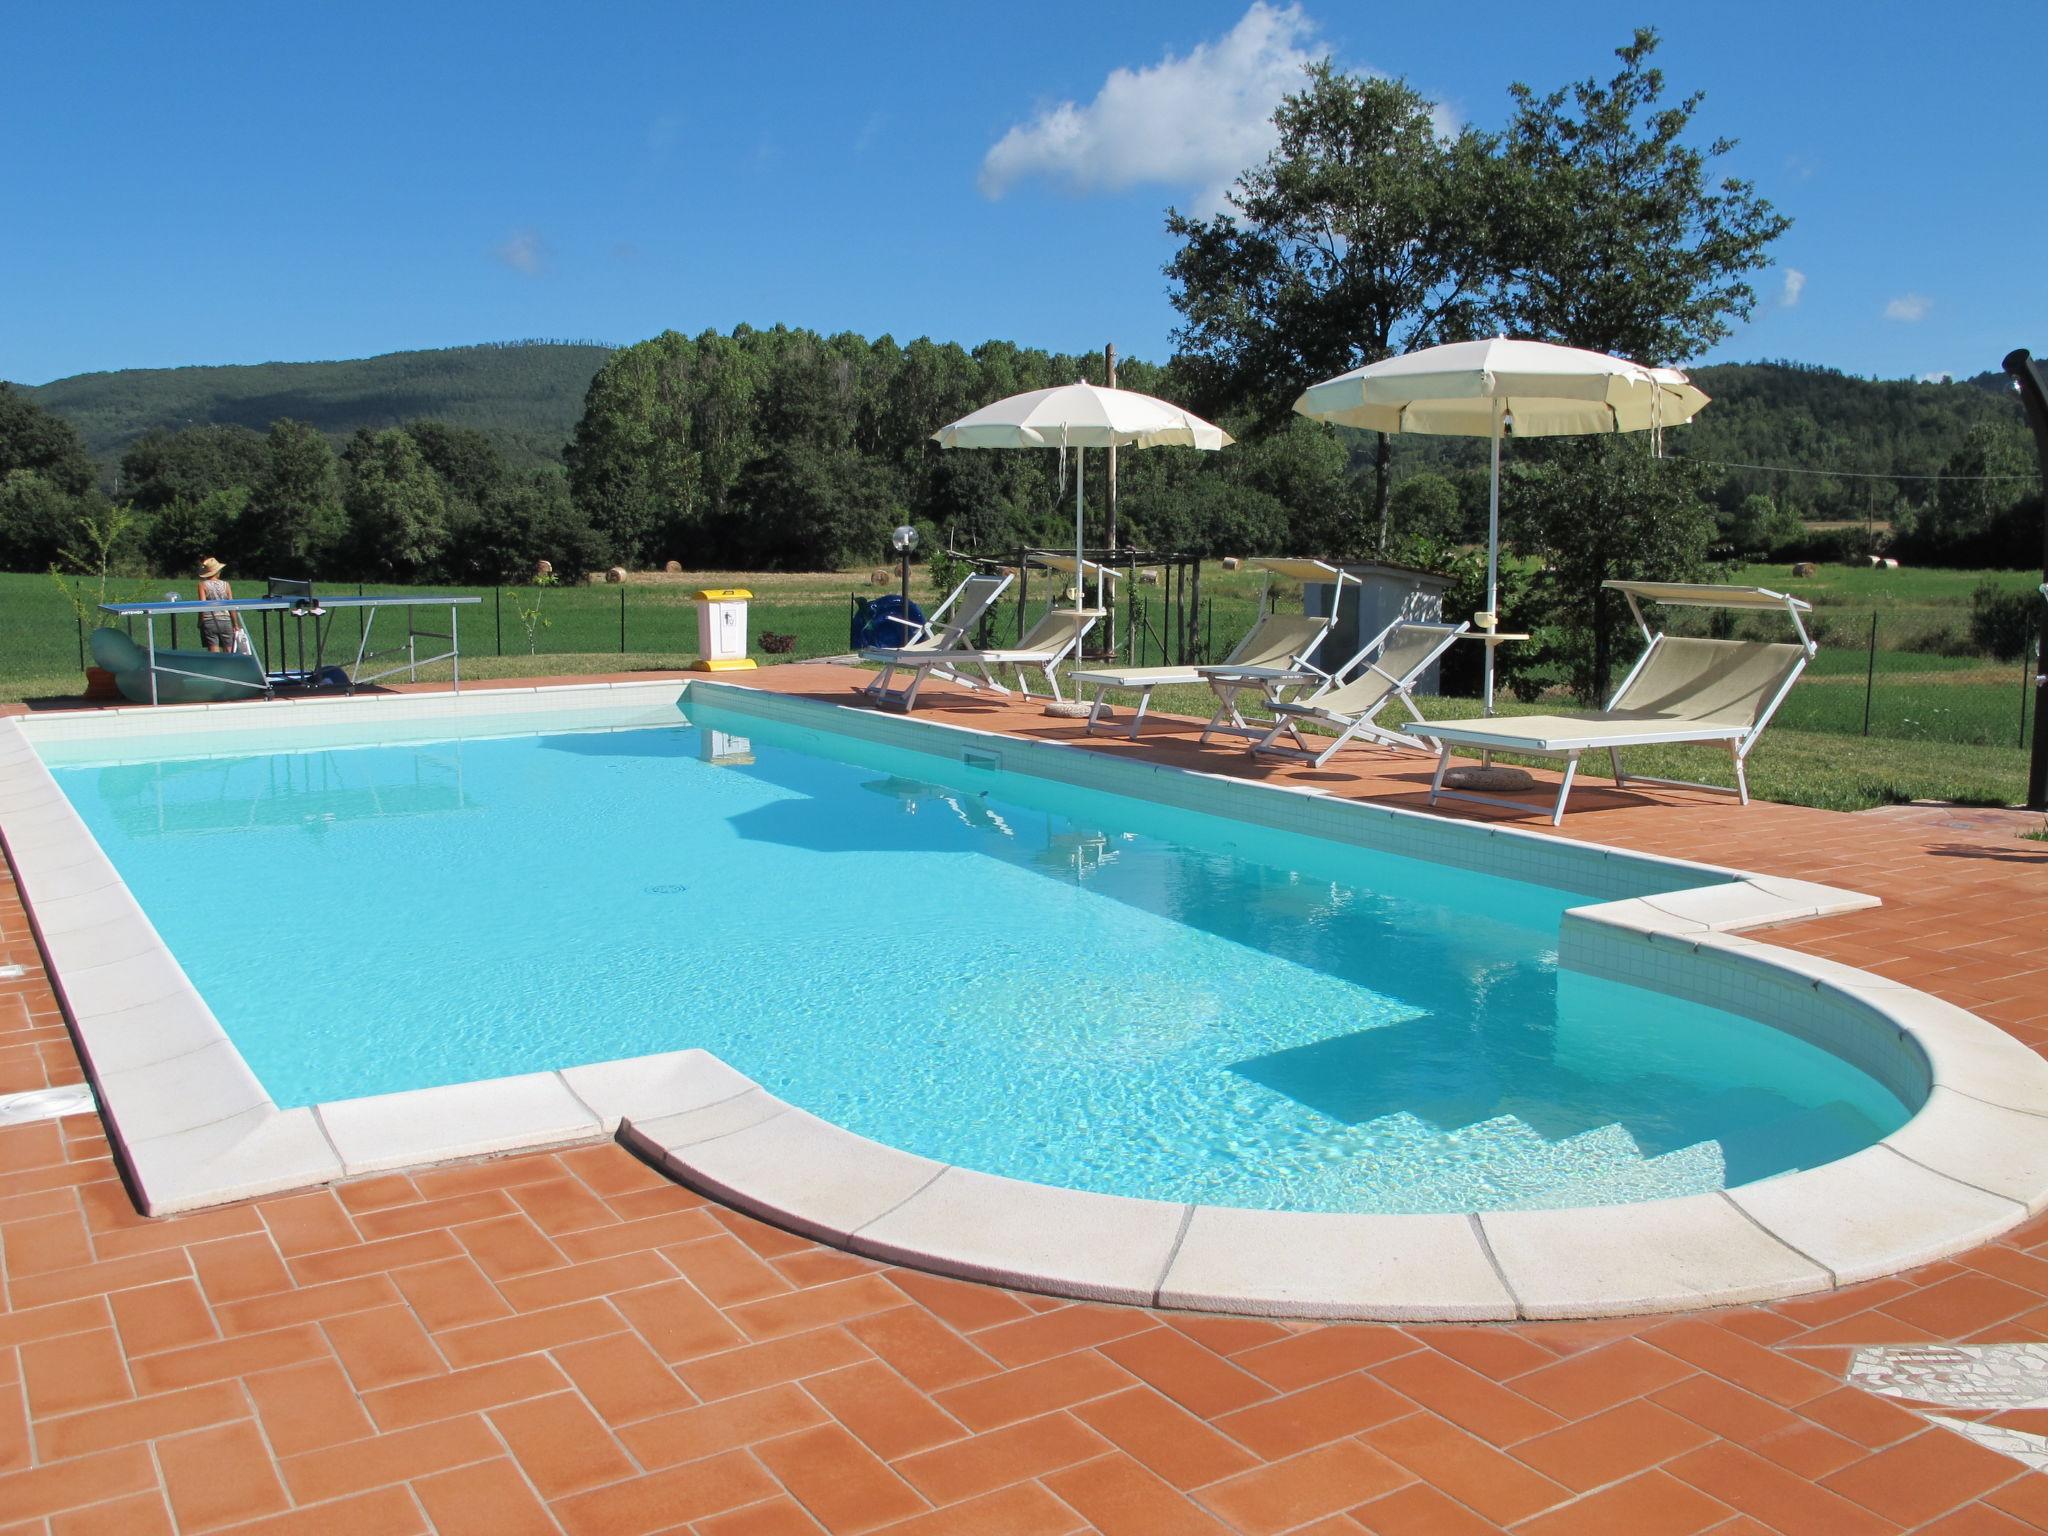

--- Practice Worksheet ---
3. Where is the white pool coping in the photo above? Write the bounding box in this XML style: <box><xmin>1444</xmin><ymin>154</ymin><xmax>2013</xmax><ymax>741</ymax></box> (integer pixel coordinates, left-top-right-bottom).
<box><xmin>7</xmin><ymin>676</ymin><xmax>2048</xmax><ymax>1320</ymax></box>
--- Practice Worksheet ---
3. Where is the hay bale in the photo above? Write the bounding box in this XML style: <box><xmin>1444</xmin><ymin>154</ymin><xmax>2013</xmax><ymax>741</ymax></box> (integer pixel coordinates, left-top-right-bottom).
<box><xmin>604</xmin><ymin>566</ymin><xmax>627</xmax><ymax>584</ymax></box>
<box><xmin>664</xmin><ymin>560</ymin><xmax>683</xmax><ymax>575</ymax></box>
<box><xmin>1221</xmin><ymin>556</ymin><xmax>1242</xmax><ymax>571</ymax></box>
<box><xmin>870</xmin><ymin>569</ymin><xmax>893</xmax><ymax>585</ymax></box>
<box><xmin>534</xmin><ymin>559</ymin><xmax>553</xmax><ymax>577</ymax></box>
<box><xmin>1791</xmin><ymin>562</ymin><xmax>1816</xmax><ymax>578</ymax></box>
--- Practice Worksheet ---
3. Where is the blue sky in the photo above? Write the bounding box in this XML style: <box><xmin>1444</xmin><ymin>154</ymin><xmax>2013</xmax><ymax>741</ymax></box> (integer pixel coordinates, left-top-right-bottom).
<box><xmin>5</xmin><ymin>2</ymin><xmax>2042</xmax><ymax>385</ymax></box>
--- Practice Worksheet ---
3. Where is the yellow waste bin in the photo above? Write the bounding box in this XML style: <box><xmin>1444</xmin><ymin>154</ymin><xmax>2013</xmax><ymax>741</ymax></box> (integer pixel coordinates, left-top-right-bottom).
<box><xmin>689</xmin><ymin>589</ymin><xmax>756</xmax><ymax>672</ymax></box>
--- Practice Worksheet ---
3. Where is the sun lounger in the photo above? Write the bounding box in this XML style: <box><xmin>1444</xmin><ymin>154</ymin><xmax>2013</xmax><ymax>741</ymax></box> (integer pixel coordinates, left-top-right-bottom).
<box><xmin>859</xmin><ymin>572</ymin><xmax>1014</xmax><ymax>709</ymax></box>
<box><xmin>1409</xmin><ymin>582</ymin><xmax>1816</xmax><ymax>824</ymax></box>
<box><xmin>1073</xmin><ymin>560</ymin><xmax>1357</xmax><ymax>740</ymax></box>
<box><xmin>865</xmin><ymin>607</ymin><xmax>1105</xmax><ymax>709</ymax></box>
<box><xmin>1073</xmin><ymin>614</ymin><xmax>1329</xmax><ymax>740</ymax></box>
<box><xmin>1251</xmin><ymin>620</ymin><xmax>1470</xmax><ymax>767</ymax></box>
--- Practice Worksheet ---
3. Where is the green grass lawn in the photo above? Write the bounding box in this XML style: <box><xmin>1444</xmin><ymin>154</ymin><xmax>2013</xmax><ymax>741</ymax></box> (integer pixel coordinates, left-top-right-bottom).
<box><xmin>1113</xmin><ymin>681</ymin><xmax>2031</xmax><ymax>813</ymax></box>
<box><xmin>4</xmin><ymin>560</ymin><xmax>2033</xmax><ymax>812</ymax></box>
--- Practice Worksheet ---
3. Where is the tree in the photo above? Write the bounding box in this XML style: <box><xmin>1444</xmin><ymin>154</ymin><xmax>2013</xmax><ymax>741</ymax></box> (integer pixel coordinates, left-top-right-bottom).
<box><xmin>1386</xmin><ymin>473</ymin><xmax>1464</xmax><ymax>545</ymax></box>
<box><xmin>1164</xmin><ymin>64</ymin><xmax>1508</xmax><ymax>544</ymax></box>
<box><xmin>0</xmin><ymin>472</ymin><xmax>81</xmax><ymax>571</ymax></box>
<box><xmin>1499</xmin><ymin>29</ymin><xmax>1791</xmax><ymax>364</ymax></box>
<box><xmin>341</xmin><ymin>429</ymin><xmax>449</xmax><ymax>581</ymax></box>
<box><xmin>119</xmin><ymin>425</ymin><xmax>266</xmax><ymax>513</ymax></box>
<box><xmin>404</xmin><ymin>421</ymin><xmax>507</xmax><ymax>509</ymax></box>
<box><xmin>1511</xmin><ymin>444</ymin><xmax>1718</xmax><ymax>700</ymax></box>
<box><xmin>144</xmin><ymin>487</ymin><xmax>248</xmax><ymax>577</ymax></box>
<box><xmin>0</xmin><ymin>384</ymin><xmax>97</xmax><ymax>496</ymax></box>
<box><xmin>239</xmin><ymin>420</ymin><xmax>343</xmax><ymax>575</ymax></box>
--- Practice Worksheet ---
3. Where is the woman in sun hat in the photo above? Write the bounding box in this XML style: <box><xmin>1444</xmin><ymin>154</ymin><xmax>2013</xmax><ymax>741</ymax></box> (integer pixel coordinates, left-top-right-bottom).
<box><xmin>195</xmin><ymin>557</ymin><xmax>239</xmax><ymax>653</ymax></box>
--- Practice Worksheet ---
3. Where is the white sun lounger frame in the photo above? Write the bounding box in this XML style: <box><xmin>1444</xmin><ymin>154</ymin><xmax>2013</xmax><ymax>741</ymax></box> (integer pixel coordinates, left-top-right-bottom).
<box><xmin>1074</xmin><ymin>559</ymin><xmax>1354</xmax><ymax>740</ymax></box>
<box><xmin>1414</xmin><ymin>582</ymin><xmax>1817</xmax><ymax>824</ymax></box>
<box><xmin>859</xmin><ymin>572</ymin><xmax>1014</xmax><ymax>710</ymax></box>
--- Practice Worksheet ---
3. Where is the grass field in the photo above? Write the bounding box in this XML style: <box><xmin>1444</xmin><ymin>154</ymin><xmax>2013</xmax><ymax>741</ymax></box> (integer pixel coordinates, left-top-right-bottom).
<box><xmin>3</xmin><ymin>561</ymin><xmax>2035</xmax><ymax>811</ymax></box>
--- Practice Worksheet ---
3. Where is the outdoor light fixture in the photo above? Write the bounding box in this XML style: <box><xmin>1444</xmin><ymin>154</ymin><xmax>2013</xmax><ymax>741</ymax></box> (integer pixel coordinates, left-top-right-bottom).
<box><xmin>892</xmin><ymin>525</ymin><xmax>919</xmax><ymax>635</ymax></box>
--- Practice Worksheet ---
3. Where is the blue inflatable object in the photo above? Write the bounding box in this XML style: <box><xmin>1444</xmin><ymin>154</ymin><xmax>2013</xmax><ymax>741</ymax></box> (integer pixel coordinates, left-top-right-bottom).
<box><xmin>850</xmin><ymin>593</ymin><xmax>926</xmax><ymax>651</ymax></box>
<box><xmin>88</xmin><ymin>627</ymin><xmax>266</xmax><ymax>704</ymax></box>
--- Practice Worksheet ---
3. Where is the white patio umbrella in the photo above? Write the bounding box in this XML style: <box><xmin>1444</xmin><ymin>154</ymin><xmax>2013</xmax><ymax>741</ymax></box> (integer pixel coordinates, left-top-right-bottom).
<box><xmin>932</xmin><ymin>381</ymin><xmax>1231</xmax><ymax>613</ymax></box>
<box><xmin>1293</xmin><ymin>337</ymin><xmax>1710</xmax><ymax>709</ymax></box>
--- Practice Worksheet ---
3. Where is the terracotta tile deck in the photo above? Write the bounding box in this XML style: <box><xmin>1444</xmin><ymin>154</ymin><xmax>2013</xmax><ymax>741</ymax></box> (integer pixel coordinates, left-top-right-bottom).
<box><xmin>3</xmin><ymin>663</ymin><xmax>2048</xmax><ymax>1533</ymax></box>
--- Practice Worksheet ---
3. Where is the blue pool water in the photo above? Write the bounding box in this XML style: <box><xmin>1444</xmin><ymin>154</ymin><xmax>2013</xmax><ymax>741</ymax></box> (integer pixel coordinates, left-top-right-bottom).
<box><xmin>49</xmin><ymin>698</ymin><xmax>1911</xmax><ymax>1214</ymax></box>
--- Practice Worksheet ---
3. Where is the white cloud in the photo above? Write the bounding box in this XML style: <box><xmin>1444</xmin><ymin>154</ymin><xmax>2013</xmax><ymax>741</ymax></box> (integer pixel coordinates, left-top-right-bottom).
<box><xmin>1779</xmin><ymin>268</ymin><xmax>1805</xmax><ymax>308</ymax></box>
<box><xmin>493</xmin><ymin>230</ymin><xmax>547</xmax><ymax>276</ymax></box>
<box><xmin>1885</xmin><ymin>293</ymin><xmax>1931</xmax><ymax>323</ymax></box>
<box><xmin>1918</xmin><ymin>370</ymin><xmax>1954</xmax><ymax>384</ymax></box>
<box><xmin>979</xmin><ymin>3</ymin><xmax>1328</xmax><ymax>212</ymax></box>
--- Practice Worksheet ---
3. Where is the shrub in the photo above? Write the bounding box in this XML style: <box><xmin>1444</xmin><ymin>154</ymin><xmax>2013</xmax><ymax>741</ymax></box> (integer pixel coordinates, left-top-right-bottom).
<box><xmin>1969</xmin><ymin>581</ymin><xmax>2039</xmax><ymax>661</ymax></box>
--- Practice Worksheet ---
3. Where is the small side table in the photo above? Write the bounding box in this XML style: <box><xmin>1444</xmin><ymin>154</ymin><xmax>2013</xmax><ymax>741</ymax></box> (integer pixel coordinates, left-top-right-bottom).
<box><xmin>1446</xmin><ymin>631</ymin><xmax>1533</xmax><ymax>786</ymax></box>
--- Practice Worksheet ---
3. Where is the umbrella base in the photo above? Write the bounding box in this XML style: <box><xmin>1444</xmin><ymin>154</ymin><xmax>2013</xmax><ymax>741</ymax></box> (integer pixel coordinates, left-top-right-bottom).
<box><xmin>1042</xmin><ymin>701</ymin><xmax>1091</xmax><ymax>719</ymax></box>
<box><xmin>1442</xmin><ymin>765</ymin><xmax>1537</xmax><ymax>793</ymax></box>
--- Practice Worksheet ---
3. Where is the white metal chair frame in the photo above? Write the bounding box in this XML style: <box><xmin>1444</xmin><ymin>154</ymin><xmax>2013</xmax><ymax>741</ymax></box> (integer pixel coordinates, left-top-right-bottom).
<box><xmin>1251</xmin><ymin>620</ymin><xmax>1470</xmax><ymax>767</ymax></box>
<box><xmin>1073</xmin><ymin>561</ymin><xmax>1359</xmax><ymax>741</ymax></box>
<box><xmin>1420</xmin><ymin>582</ymin><xmax>1818</xmax><ymax>824</ymax></box>
<box><xmin>859</xmin><ymin>572</ymin><xmax>1015</xmax><ymax>710</ymax></box>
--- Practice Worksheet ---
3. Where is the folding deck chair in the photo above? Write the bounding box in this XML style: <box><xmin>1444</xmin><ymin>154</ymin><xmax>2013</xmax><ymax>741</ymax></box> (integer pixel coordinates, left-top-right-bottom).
<box><xmin>1409</xmin><ymin>582</ymin><xmax>1817</xmax><ymax>824</ymax></box>
<box><xmin>923</xmin><ymin>606</ymin><xmax>1104</xmax><ymax>702</ymax></box>
<box><xmin>858</xmin><ymin>572</ymin><xmax>1014</xmax><ymax>709</ymax></box>
<box><xmin>1073</xmin><ymin>559</ymin><xmax>1354</xmax><ymax>741</ymax></box>
<box><xmin>1251</xmin><ymin>620</ymin><xmax>1470</xmax><ymax>767</ymax></box>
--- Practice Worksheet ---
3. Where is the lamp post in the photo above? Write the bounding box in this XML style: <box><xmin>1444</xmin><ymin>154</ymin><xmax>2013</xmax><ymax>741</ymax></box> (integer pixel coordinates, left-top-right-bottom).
<box><xmin>2002</xmin><ymin>350</ymin><xmax>2048</xmax><ymax>812</ymax></box>
<box><xmin>891</xmin><ymin>524</ymin><xmax>919</xmax><ymax>639</ymax></box>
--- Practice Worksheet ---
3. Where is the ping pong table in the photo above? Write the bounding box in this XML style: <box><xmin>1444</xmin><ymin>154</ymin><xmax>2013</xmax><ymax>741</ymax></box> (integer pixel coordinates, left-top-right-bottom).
<box><xmin>97</xmin><ymin>585</ymin><xmax>482</xmax><ymax>705</ymax></box>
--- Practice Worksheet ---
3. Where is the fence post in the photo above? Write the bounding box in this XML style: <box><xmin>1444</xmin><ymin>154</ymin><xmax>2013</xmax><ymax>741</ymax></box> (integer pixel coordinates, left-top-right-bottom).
<box><xmin>1861</xmin><ymin>612</ymin><xmax>1878</xmax><ymax>737</ymax></box>
<box><xmin>2025</xmin><ymin>637</ymin><xmax>2038</xmax><ymax>751</ymax></box>
<box><xmin>619</xmin><ymin>586</ymin><xmax>627</xmax><ymax>654</ymax></box>
<box><xmin>494</xmin><ymin>588</ymin><xmax>502</xmax><ymax>656</ymax></box>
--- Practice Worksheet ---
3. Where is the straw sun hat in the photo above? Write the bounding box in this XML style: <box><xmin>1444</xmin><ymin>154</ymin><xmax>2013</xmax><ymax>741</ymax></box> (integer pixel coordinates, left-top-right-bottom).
<box><xmin>197</xmin><ymin>557</ymin><xmax>226</xmax><ymax>579</ymax></box>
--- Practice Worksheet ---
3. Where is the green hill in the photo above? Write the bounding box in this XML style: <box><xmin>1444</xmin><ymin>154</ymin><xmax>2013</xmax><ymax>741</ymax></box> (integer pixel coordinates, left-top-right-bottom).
<box><xmin>18</xmin><ymin>340</ymin><xmax>2034</xmax><ymax>527</ymax></box>
<box><xmin>18</xmin><ymin>340</ymin><xmax>613</xmax><ymax>475</ymax></box>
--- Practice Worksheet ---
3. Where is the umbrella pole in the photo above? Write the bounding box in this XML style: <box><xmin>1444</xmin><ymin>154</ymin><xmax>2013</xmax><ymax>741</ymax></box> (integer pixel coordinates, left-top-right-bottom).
<box><xmin>1074</xmin><ymin>446</ymin><xmax>1086</xmax><ymax>614</ymax></box>
<box><xmin>1484</xmin><ymin>409</ymin><xmax>1502</xmax><ymax>715</ymax></box>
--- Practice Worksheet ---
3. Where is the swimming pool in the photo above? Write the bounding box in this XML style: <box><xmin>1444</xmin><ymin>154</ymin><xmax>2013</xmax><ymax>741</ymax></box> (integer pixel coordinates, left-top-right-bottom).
<box><xmin>45</xmin><ymin>688</ymin><xmax>1909</xmax><ymax>1216</ymax></box>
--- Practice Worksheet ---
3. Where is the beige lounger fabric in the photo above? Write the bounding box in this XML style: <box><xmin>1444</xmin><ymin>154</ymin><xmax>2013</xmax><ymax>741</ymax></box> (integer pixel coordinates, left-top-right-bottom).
<box><xmin>1413</xmin><ymin>631</ymin><xmax>1813</xmax><ymax>823</ymax></box>
<box><xmin>1276</xmin><ymin>624</ymin><xmax>1462</xmax><ymax>722</ymax></box>
<box><xmin>1077</xmin><ymin>611</ymin><xmax>1336</xmax><ymax>739</ymax></box>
